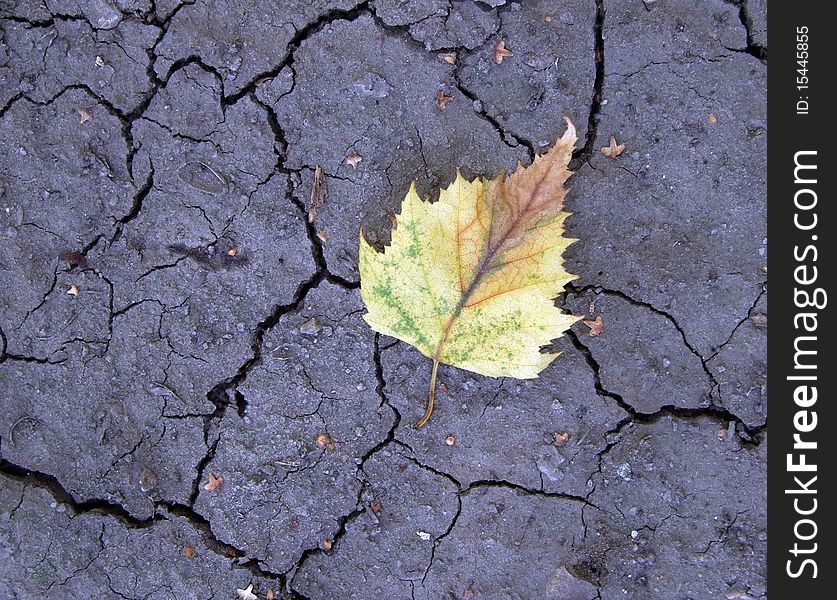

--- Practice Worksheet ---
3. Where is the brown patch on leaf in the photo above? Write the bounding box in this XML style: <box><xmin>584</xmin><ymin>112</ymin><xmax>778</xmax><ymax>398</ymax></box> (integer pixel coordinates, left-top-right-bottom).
<box><xmin>583</xmin><ymin>315</ymin><xmax>604</xmax><ymax>337</ymax></box>
<box><xmin>600</xmin><ymin>136</ymin><xmax>625</xmax><ymax>158</ymax></box>
<box><xmin>493</xmin><ymin>40</ymin><xmax>514</xmax><ymax>64</ymax></box>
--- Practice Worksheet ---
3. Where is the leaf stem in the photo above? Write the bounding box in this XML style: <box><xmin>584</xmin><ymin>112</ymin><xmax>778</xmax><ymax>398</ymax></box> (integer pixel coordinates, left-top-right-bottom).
<box><xmin>416</xmin><ymin>358</ymin><xmax>440</xmax><ymax>428</ymax></box>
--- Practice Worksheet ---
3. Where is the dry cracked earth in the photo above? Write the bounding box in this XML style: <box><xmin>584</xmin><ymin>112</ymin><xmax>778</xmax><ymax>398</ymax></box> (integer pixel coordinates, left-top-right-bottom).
<box><xmin>0</xmin><ymin>0</ymin><xmax>767</xmax><ymax>599</ymax></box>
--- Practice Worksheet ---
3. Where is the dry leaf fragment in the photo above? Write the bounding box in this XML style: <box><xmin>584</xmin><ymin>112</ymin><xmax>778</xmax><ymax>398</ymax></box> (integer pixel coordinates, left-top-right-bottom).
<box><xmin>345</xmin><ymin>152</ymin><xmax>363</xmax><ymax>169</ymax></box>
<box><xmin>388</xmin><ymin>214</ymin><xmax>398</xmax><ymax>231</ymax></box>
<box><xmin>203</xmin><ymin>472</ymin><xmax>223</xmax><ymax>492</ymax></box>
<box><xmin>309</xmin><ymin>165</ymin><xmax>326</xmax><ymax>222</ymax></box>
<box><xmin>322</xmin><ymin>538</ymin><xmax>333</xmax><ymax>550</ymax></box>
<box><xmin>316</xmin><ymin>433</ymin><xmax>336</xmax><ymax>450</ymax></box>
<box><xmin>59</xmin><ymin>251</ymin><xmax>88</xmax><ymax>271</ymax></box>
<box><xmin>78</xmin><ymin>108</ymin><xmax>92</xmax><ymax>124</ymax></box>
<box><xmin>266</xmin><ymin>588</ymin><xmax>275</xmax><ymax>600</ymax></box>
<box><xmin>184</xmin><ymin>546</ymin><xmax>195</xmax><ymax>558</ymax></box>
<box><xmin>600</xmin><ymin>136</ymin><xmax>625</xmax><ymax>158</ymax></box>
<box><xmin>716</xmin><ymin>428</ymin><xmax>728</xmax><ymax>439</ymax></box>
<box><xmin>317</xmin><ymin>229</ymin><xmax>328</xmax><ymax>243</ymax></box>
<box><xmin>360</xmin><ymin>118</ymin><xmax>580</xmax><ymax>426</ymax></box>
<box><xmin>227</xmin><ymin>247</ymin><xmax>238</xmax><ymax>257</ymax></box>
<box><xmin>493</xmin><ymin>40</ymin><xmax>514</xmax><ymax>64</ymax></box>
<box><xmin>553</xmin><ymin>431</ymin><xmax>569</xmax><ymax>447</ymax></box>
<box><xmin>583</xmin><ymin>315</ymin><xmax>604</xmax><ymax>337</ymax></box>
<box><xmin>441</xmin><ymin>52</ymin><xmax>457</xmax><ymax>64</ymax></box>
<box><xmin>436</xmin><ymin>91</ymin><xmax>453</xmax><ymax>110</ymax></box>
<box><xmin>67</xmin><ymin>284</ymin><xmax>80</xmax><ymax>297</ymax></box>
<box><xmin>236</xmin><ymin>584</ymin><xmax>257</xmax><ymax>600</ymax></box>
<box><xmin>371</xmin><ymin>501</ymin><xmax>383</xmax><ymax>514</ymax></box>
<box><xmin>708</xmin><ymin>113</ymin><xmax>718</xmax><ymax>125</ymax></box>
<box><xmin>751</xmin><ymin>314</ymin><xmax>767</xmax><ymax>328</ymax></box>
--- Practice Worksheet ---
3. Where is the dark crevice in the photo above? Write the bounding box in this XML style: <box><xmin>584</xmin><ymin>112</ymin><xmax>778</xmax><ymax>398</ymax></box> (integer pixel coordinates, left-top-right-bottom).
<box><xmin>357</xmin><ymin>334</ymin><xmax>402</xmax><ymax>462</ymax></box>
<box><xmin>111</xmin><ymin>163</ymin><xmax>154</xmax><ymax>243</ymax></box>
<box><xmin>286</xmin><ymin>333</ymin><xmax>401</xmax><ymax>594</ymax></box>
<box><xmin>0</xmin><ymin>459</ymin><xmax>157</xmax><ymax>528</ymax></box>
<box><xmin>453</xmin><ymin>76</ymin><xmax>536</xmax><ymax>160</ymax></box>
<box><xmin>0</xmin><ymin>92</ymin><xmax>24</xmax><ymax>118</ymax></box>
<box><xmin>249</xmin><ymin>89</ymin><xmax>358</xmax><ymax>291</ymax></box>
<box><xmin>423</xmin><ymin>493</ymin><xmax>461</xmax><ymax>584</ymax></box>
<box><xmin>1</xmin><ymin>12</ymin><xmax>88</xmax><ymax>29</ymax></box>
<box><xmin>221</xmin><ymin>1</ymin><xmax>371</xmax><ymax>107</ymax></box>
<box><xmin>736</xmin><ymin>0</ymin><xmax>767</xmax><ymax>61</ymax></box>
<box><xmin>565</xmin><ymin>329</ymin><xmax>764</xmax><ymax>446</ymax></box>
<box><xmin>0</xmin><ymin>459</ymin><xmax>293</xmax><ymax>590</ymax></box>
<box><xmin>463</xmin><ymin>478</ymin><xmax>596</xmax><ymax>506</ymax></box>
<box><xmin>566</xmin><ymin>283</ymin><xmax>721</xmax><ymax>390</ymax></box>
<box><xmin>360</xmin><ymin>3</ymin><xmax>537</xmax><ymax>160</ymax></box>
<box><xmin>286</xmin><ymin>484</ymin><xmax>367</xmax><ymax>590</ymax></box>
<box><xmin>188</xmin><ymin>267</ymin><xmax>324</xmax><ymax>504</ymax></box>
<box><xmin>707</xmin><ymin>285</ymin><xmax>767</xmax><ymax>361</ymax></box>
<box><xmin>569</xmin><ymin>0</ymin><xmax>605</xmax><ymax>170</ymax></box>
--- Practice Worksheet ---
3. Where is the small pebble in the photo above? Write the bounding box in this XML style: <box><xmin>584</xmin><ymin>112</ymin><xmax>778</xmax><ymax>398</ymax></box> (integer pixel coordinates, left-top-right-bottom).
<box><xmin>139</xmin><ymin>467</ymin><xmax>158</xmax><ymax>492</ymax></box>
<box><xmin>299</xmin><ymin>317</ymin><xmax>322</xmax><ymax>335</ymax></box>
<box><xmin>616</xmin><ymin>463</ymin><xmax>633</xmax><ymax>481</ymax></box>
<box><xmin>445</xmin><ymin>435</ymin><xmax>456</xmax><ymax>446</ymax></box>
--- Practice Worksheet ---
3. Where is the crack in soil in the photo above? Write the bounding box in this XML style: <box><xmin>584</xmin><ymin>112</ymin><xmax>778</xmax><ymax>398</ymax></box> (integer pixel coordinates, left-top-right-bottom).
<box><xmin>570</xmin><ymin>0</ymin><xmax>605</xmax><ymax>170</ymax></box>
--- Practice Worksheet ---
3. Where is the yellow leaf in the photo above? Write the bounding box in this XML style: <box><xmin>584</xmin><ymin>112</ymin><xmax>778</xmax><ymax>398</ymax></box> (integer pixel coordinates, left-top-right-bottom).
<box><xmin>359</xmin><ymin>118</ymin><xmax>580</xmax><ymax>426</ymax></box>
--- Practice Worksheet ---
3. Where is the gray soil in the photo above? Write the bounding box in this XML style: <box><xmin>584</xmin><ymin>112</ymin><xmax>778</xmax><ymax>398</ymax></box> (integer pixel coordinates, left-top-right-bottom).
<box><xmin>1</xmin><ymin>1</ymin><xmax>767</xmax><ymax>598</ymax></box>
